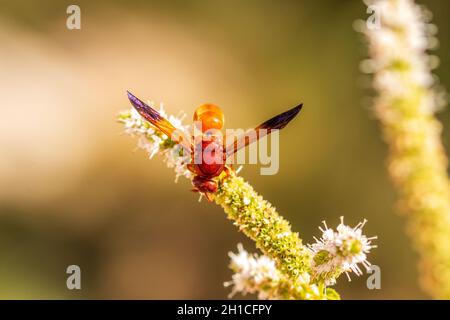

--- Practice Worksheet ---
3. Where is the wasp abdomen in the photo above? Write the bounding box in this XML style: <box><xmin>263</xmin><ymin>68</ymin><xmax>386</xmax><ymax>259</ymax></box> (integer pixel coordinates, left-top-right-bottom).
<box><xmin>193</xmin><ymin>139</ymin><xmax>225</xmax><ymax>177</ymax></box>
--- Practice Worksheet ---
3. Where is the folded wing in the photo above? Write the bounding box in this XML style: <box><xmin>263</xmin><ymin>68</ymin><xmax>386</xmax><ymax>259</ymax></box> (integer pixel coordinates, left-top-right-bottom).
<box><xmin>127</xmin><ymin>91</ymin><xmax>192</xmax><ymax>154</ymax></box>
<box><xmin>225</xmin><ymin>104</ymin><xmax>303</xmax><ymax>158</ymax></box>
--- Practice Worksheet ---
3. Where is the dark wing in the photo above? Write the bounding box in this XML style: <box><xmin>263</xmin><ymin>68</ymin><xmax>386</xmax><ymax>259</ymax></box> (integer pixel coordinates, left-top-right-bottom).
<box><xmin>225</xmin><ymin>104</ymin><xmax>303</xmax><ymax>158</ymax></box>
<box><xmin>127</xmin><ymin>91</ymin><xmax>192</xmax><ymax>154</ymax></box>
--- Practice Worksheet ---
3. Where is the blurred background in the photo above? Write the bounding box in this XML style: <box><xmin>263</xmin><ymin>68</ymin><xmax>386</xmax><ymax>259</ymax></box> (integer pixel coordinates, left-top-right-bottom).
<box><xmin>0</xmin><ymin>0</ymin><xmax>449</xmax><ymax>299</ymax></box>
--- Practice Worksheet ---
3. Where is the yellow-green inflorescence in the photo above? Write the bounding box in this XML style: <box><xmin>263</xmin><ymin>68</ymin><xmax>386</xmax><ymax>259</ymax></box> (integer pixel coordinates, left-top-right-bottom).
<box><xmin>215</xmin><ymin>173</ymin><xmax>339</xmax><ymax>299</ymax></box>
<box><xmin>359</xmin><ymin>0</ymin><xmax>450</xmax><ymax>298</ymax></box>
<box><xmin>215</xmin><ymin>174</ymin><xmax>311</xmax><ymax>281</ymax></box>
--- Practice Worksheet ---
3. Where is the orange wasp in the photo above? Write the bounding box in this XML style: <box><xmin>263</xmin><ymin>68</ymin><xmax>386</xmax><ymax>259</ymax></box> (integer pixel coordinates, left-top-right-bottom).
<box><xmin>127</xmin><ymin>91</ymin><xmax>302</xmax><ymax>201</ymax></box>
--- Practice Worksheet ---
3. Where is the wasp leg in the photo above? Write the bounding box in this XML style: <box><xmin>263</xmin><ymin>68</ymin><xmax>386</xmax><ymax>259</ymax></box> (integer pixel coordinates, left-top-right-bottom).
<box><xmin>223</xmin><ymin>165</ymin><xmax>235</xmax><ymax>178</ymax></box>
<box><xmin>204</xmin><ymin>192</ymin><xmax>213</xmax><ymax>202</ymax></box>
<box><xmin>187</xmin><ymin>163</ymin><xmax>196</xmax><ymax>173</ymax></box>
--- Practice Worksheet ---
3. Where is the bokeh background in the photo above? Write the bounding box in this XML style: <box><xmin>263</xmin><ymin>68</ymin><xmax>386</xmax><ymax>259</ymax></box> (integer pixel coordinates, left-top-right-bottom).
<box><xmin>0</xmin><ymin>0</ymin><xmax>449</xmax><ymax>299</ymax></box>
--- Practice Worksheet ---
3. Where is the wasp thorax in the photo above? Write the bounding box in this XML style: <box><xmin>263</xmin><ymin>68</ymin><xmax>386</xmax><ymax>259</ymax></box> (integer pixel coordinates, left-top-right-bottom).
<box><xmin>193</xmin><ymin>103</ymin><xmax>224</xmax><ymax>132</ymax></box>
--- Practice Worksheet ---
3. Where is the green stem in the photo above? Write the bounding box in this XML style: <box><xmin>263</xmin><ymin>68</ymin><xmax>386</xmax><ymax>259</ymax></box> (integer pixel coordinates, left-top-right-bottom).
<box><xmin>215</xmin><ymin>173</ymin><xmax>339</xmax><ymax>299</ymax></box>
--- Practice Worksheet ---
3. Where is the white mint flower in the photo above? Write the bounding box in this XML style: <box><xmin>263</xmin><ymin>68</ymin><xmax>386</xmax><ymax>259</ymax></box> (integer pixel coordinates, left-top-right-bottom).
<box><xmin>309</xmin><ymin>217</ymin><xmax>377</xmax><ymax>285</ymax></box>
<box><xmin>359</xmin><ymin>0</ymin><xmax>444</xmax><ymax>111</ymax></box>
<box><xmin>224</xmin><ymin>244</ymin><xmax>324</xmax><ymax>300</ymax></box>
<box><xmin>118</xmin><ymin>103</ymin><xmax>192</xmax><ymax>181</ymax></box>
<box><xmin>137</xmin><ymin>135</ymin><xmax>161</xmax><ymax>159</ymax></box>
<box><xmin>162</xmin><ymin>147</ymin><xmax>193</xmax><ymax>182</ymax></box>
<box><xmin>224</xmin><ymin>244</ymin><xmax>281</xmax><ymax>299</ymax></box>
